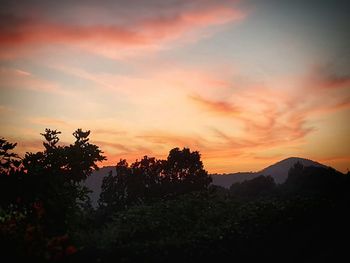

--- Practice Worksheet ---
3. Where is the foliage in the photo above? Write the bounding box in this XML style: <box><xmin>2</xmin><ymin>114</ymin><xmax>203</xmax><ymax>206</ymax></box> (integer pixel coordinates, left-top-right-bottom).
<box><xmin>1</xmin><ymin>132</ymin><xmax>350</xmax><ymax>262</ymax></box>
<box><xmin>15</xmin><ymin>129</ymin><xmax>104</xmax><ymax>233</ymax></box>
<box><xmin>77</xmin><ymin>163</ymin><xmax>350</xmax><ymax>262</ymax></box>
<box><xmin>99</xmin><ymin>148</ymin><xmax>212</xmax><ymax>214</ymax></box>
<box><xmin>229</xmin><ymin>175</ymin><xmax>277</xmax><ymax>199</ymax></box>
<box><xmin>0</xmin><ymin>129</ymin><xmax>105</xmax><ymax>261</ymax></box>
<box><xmin>0</xmin><ymin>138</ymin><xmax>21</xmax><ymax>174</ymax></box>
<box><xmin>283</xmin><ymin>162</ymin><xmax>347</xmax><ymax>197</ymax></box>
<box><xmin>0</xmin><ymin>138</ymin><xmax>23</xmax><ymax>207</ymax></box>
<box><xmin>76</xmin><ymin>192</ymin><xmax>350</xmax><ymax>262</ymax></box>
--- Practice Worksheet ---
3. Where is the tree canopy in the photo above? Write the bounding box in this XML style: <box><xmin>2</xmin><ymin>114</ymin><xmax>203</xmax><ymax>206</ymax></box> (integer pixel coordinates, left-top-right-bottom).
<box><xmin>99</xmin><ymin>147</ymin><xmax>212</xmax><ymax>212</ymax></box>
<box><xmin>1</xmin><ymin>129</ymin><xmax>105</xmax><ymax>235</ymax></box>
<box><xmin>1</xmin><ymin>130</ymin><xmax>349</xmax><ymax>262</ymax></box>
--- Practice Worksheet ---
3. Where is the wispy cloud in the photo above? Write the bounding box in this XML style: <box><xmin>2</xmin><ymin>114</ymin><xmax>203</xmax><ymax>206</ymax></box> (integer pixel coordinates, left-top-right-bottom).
<box><xmin>186</xmin><ymin>64</ymin><xmax>350</xmax><ymax>163</ymax></box>
<box><xmin>307</xmin><ymin>65</ymin><xmax>350</xmax><ymax>90</ymax></box>
<box><xmin>92</xmin><ymin>140</ymin><xmax>130</xmax><ymax>153</ymax></box>
<box><xmin>49</xmin><ymin>62</ymin><xmax>348</xmax><ymax>172</ymax></box>
<box><xmin>189</xmin><ymin>94</ymin><xmax>241</xmax><ymax>115</ymax></box>
<box><xmin>14</xmin><ymin>69</ymin><xmax>31</xmax><ymax>76</ymax></box>
<box><xmin>137</xmin><ymin>131</ymin><xmax>207</xmax><ymax>149</ymax></box>
<box><xmin>0</xmin><ymin>105</ymin><xmax>15</xmax><ymax>115</ymax></box>
<box><xmin>92</xmin><ymin>129</ymin><xmax>127</xmax><ymax>136</ymax></box>
<box><xmin>29</xmin><ymin>117</ymin><xmax>71</xmax><ymax>128</ymax></box>
<box><xmin>0</xmin><ymin>67</ymin><xmax>67</xmax><ymax>94</ymax></box>
<box><xmin>0</xmin><ymin>2</ymin><xmax>244</xmax><ymax>59</ymax></box>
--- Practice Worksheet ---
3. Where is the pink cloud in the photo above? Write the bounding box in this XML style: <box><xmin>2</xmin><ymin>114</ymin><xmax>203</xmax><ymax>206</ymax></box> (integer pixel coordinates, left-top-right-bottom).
<box><xmin>20</xmin><ymin>63</ymin><xmax>350</xmax><ymax>172</ymax></box>
<box><xmin>306</xmin><ymin>66</ymin><xmax>350</xmax><ymax>90</ymax></box>
<box><xmin>0</xmin><ymin>5</ymin><xmax>244</xmax><ymax>59</ymax></box>
<box><xmin>188</xmin><ymin>85</ymin><xmax>317</xmax><ymax>154</ymax></box>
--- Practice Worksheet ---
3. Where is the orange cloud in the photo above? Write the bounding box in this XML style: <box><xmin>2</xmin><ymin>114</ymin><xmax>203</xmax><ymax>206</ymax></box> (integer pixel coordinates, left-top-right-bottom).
<box><xmin>92</xmin><ymin>140</ymin><xmax>130</xmax><ymax>153</ymax></box>
<box><xmin>0</xmin><ymin>6</ymin><xmax>244</xmax><ymax>58</ymax></box>
<box><xmin>137</xmin><ymin>131</ymin><xmax>207</xmax><ymax>150</ymax></box>
<box><xmin>92</xmin><ymin>129</ymin><xmax>127</xmax><ymax>136</ymax></box>
<box><xmin>98</xmin><ymin>130</ymin><xmax>212</xmax><ymax>167</ymax></box>
<box><xmin>0</xmin><ymin>105</ymin><xmax>15</xmax><ymax>115</ymax></box>
<box><xmin>188</xmin><ymin>85</ymin><xmax>316</xmax><ymax>155</ymax></box>
<box><xmin>29</xmin><ymin>117</ymin><xmax>71</xmax><ymax>128</ymax></box>
<box><xmin>188</xmin><ymin>65</ymin><xmax>350</xmax><ymax>157</ymax></box>
<box><xmin>97</xmin><ymin>65</ymin><xmax>348</xmax><ymax>172</ymax></box>
<box><xmin>101</xmin><ymin>145</ymin><xmax>160</xmax><ymax>167</ymax></box>
<box><xmin>1</xmin><ymin>138</ymin><xmax>44</xmax><ymax>158</ymax></box>
<box><xmin>189</xmin><ymin>94</ymin><xmax>241</xmax><ymax>115</ymax></box>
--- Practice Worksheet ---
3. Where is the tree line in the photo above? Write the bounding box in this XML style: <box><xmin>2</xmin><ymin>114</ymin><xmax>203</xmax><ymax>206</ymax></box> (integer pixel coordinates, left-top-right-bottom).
<box><xmin>1</xmin><ymin>129</ymin><xmax>349</xmax><ymax>262</ymax></box>
<box><xmin>0</xmin><ymin>129</ymin><xmax>212</xmax><ymax>260</ymax></box>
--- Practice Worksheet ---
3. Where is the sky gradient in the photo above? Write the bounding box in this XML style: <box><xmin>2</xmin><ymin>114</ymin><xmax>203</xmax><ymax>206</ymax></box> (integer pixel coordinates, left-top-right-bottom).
<box><xmin>0</xmin><ymin>0</ymin><xmax>349</xmax><ymax>173</ymax></box>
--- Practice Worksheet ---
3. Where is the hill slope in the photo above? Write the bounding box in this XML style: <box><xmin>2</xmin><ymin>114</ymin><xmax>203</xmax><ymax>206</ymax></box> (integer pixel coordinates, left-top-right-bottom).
<box><xmin>84</xmin><ymin>166</ymin><xmax>115</xmax><ymax>207</ymax></box>
<box><xmin>260</xmin><ymin>157</ymin><xmax>327</xmax><ymax>184</ymax></box>
<box><xmin>85</xmin><ymin>157</ymin><xmax>330</xmax><ymax>206</ymax></box>
<box><xmin>211</xmin><ymin>157</ymin><xmax>328</xmax><ymax>187</ymax></box>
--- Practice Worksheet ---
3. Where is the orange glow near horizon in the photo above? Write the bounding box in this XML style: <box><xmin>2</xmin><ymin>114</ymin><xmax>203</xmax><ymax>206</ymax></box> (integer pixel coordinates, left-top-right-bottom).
<box><xmin>0</xmin><ymin>0</ymin><xmax>349</xmax><ymax>173</ymax></box>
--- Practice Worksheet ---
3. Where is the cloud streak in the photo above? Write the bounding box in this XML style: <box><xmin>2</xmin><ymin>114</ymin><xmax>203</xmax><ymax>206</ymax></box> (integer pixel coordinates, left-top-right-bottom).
<box><xmin>0</xmin><ymin>2</ymin><xmax>244</xmax><ymax>58</ymax></box>
<box><xmin>187</xmin><ymin>64</ymin><xmax>350</xmax><ymax>165</ymax></box>
<box><xmin>29</xmin><ymin>117</ymin><xmax>71</xmax><ymax>128</ymax></box>
<box><xmin>0</xmin><ymin>67</ymin><xmax>67</xmax><ymax>94</ymax></box>
<box><xmin>189</xmin><ymin>94</ymin><xmax>241</xmax><ymax>115</ymax></box>
<box><xmin>1</xmin><ymin>1</ymin><xmax>349</xmax><ymax>173</ymax></box>
<box><xmin>307</xmin><ymin>66</ymin><xmax>350</xmax><ymax>90</ymax></box>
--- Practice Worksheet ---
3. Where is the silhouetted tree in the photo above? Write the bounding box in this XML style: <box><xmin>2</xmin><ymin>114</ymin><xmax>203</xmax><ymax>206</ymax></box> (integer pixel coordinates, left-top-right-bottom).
<box><xmin>8</xmin><ymin>129</ymin><xmax>106</xmax><ymax>233</ymax></box>
<box><xmin>99</xmin><ymin>157</ymin><xmax>165</xmax><ymax>211</ymax></box>
<box><xmin>284</xmin><ymin>162</ymin><xmax>346</xmax><ymax>197</ymax></box>
<box><xmin>229</xmin><ymin>175</ymin><xmax>276</xmax><ymax>199</ymax></box>
<box><xmin>99</xmin><ymin>159</ymin><xmax>130</xmax><ymax>210</ymax></box>
<box><xmin>0</xmin><ymin>138</ymin><xmax>22</xmax><ymax>208</ymax></box>
<box><xmin>0</xmin><ymin>129</ymin><xmax>105</xmax><ymax>260</ymax></box>
<box><xmin>284</xmin><ymin>161</ymin><xmax>304</xmax><ymax>187</ymax></box>
<box><xmin>162</xmin><ymin>147</ymin><xmax>212</xmax><ymax>196</ymax></box>
<box><xmin>0</xmin><ymin>138</ymin><xmax>21</xmax><ymax>174</ymax></box>
<box><xmin>98</xmin><ymin>147</ymin><xmax>211</xmax><ymax>212</ymax></box>
<box><xmin>129</xmin><ymin>156</ymin><xmax>165</xmax><ymax>203</ymax></box>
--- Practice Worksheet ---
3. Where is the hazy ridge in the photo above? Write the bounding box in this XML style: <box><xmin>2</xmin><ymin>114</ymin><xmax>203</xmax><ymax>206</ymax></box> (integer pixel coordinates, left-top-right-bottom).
<box><xmin>86</xmin><ymin>157</ymin><xmax>330</xmax><ymax>206</ymax></box>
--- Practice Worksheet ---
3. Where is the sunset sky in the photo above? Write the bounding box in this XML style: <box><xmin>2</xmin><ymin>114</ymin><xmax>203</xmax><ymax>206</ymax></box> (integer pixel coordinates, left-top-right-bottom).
<box><xmin>0</xmin><ymin>0</ymin><xmax>349</xmax><ymax>173</ymax></box>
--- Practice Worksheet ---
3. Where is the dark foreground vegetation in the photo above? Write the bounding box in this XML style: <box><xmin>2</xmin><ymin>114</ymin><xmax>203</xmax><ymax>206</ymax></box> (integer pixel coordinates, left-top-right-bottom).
<box><xmin>1</xmin><ymin>129</ymin><xmax>349</xmax><ymax>262</ymax></box>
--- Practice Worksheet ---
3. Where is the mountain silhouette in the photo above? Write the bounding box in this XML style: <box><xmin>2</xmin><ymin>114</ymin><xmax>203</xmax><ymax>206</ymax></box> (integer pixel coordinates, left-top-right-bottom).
<box><xmin>85</xmin><ymin>157</ymin><xmax>330</xmax><ymax>206</ymax></box>
<box><xmin>84</xmin><ymin>166</ymin><xmax>115</xmax><ymax>207</ymax></box>
<box><xmin>260</xmin><ymin>157</ymin><xmax>327</xmax><ymax>183</ymax></box>
<box><xmin>211</xmin><ymin>157</ymin><xmax>329</xmax><ymax>188</ymax></box>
